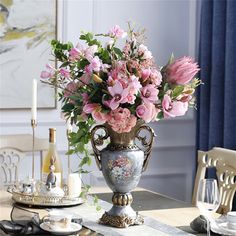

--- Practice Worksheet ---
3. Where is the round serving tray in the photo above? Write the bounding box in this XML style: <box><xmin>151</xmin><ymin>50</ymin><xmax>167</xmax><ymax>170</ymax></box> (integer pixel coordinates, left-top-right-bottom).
<box><xmin>10</xmin><ymin>189</ymin><xmax>83</xmax><ymax>207</ymax></box>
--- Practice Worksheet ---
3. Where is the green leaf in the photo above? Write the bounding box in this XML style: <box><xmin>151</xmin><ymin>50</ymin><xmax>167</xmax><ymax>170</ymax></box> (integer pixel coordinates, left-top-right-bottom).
<box><xmin>113</xmin><ymin>47</ymin><xmax>123</xmax><ymax>58</ymax></box>
<box><xmin>66</xmin><ymin>150</ymin><xmax>74</xmax><ymax>155</ymax></box>
<box><xmin>172</xmin><ymin>85</ymin><xmax>184</xmax><ymax>98</ymax></box>
<box><xmin>96</xmin><ymin>206</ymin><xmax>101</xmax><ymax>211</ymax></box>
<box><xmin>163</xmin><ymin>83</ymin><xmax>170</xmax><ymax>93</ymax></box>
<box><xmin>80</xmin><ymin>32</ymin><xmax>93</xmax><ymax>43</ymax></box>
<box><xmin>61</xmin><ymin>103</ymin><xmax>74</xmax><ymax>112</ymax></box>
<box><xmin>94</xmin><ymin>195</ymin><xmax>98</xmax><ymax>204</ymax></box>
<box><xmin>167</xmin><ymin>53</ymin><xmax>174</xmax><ymax>65</ymax></box>
<box><xmin>60</xmin><ymin>61</ymin><xmax>70</xmax><ymax>68</ymax></box>
<box><xmin>157</xmin><ymin>111</ymin><xmax>164</xmax><ymax>120</ymax></box>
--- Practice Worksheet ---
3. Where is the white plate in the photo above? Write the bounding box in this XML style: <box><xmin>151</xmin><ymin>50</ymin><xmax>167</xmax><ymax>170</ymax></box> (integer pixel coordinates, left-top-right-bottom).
<box><xmin>218</xmin><ymin>222</ymin><xmax>236</xmax><ymax>235</ymax></box>
<box><xmin>211</xmin><ymin>216</ymin><xmax>236</xmax><ymax>236</ymax></box>
<box><xmin>40</xmin><ymin>222</ymin><xmax>82</xmax><ymax>235</ymax></box>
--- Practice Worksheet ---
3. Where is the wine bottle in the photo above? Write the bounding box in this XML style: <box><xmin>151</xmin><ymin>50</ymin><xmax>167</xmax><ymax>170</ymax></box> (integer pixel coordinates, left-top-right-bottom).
<box><xmin>42</xmin><ymin>128</ymin><xmax>62</xmax><ymax>187</ymax></box>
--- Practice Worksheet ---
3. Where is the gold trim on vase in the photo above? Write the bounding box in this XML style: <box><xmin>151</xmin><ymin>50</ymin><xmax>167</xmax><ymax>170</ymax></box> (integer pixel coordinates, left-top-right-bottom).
<box><xmin>99</xmin><ymin>212</ymin><xmax>144</xmax><ymax>228</ymax></box>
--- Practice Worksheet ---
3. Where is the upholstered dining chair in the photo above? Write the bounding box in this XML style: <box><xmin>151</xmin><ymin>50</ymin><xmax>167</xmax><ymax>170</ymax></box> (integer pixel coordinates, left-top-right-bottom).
<box><xmin>0</xmin><ymin>134</ymin><xmax>48</xmax><ymax>189</ymax></box>
<box><xmin>192</xmin><ymin>147</ymin><xmax>236</xmax><ymax>214</ymax></box>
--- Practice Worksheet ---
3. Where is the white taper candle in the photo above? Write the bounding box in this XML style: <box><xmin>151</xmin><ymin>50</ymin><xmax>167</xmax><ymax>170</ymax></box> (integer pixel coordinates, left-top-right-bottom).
<box><xmin>68</xmin><ymin>173</ymin><xmax>81</xmax><ymax>197</ymax></box>
<box><xmin>31</xmin><ymin>79</ymin><xmax>37</xmax><ymax>120</ymax></box>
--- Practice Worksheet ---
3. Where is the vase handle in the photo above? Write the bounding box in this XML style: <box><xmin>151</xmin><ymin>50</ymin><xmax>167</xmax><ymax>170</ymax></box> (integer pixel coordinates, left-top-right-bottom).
<box><xmin>91</xmin><ymin>125</ymin><xmax>109</xmax><ymax>170</ymax></box>
<box><xmin>136</xmin><ymin>125</ymin><xmax>155</xmax><ymax>172</ymax></box>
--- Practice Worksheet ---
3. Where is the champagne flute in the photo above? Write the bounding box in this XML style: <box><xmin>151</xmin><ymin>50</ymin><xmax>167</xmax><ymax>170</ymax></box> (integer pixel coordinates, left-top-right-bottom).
<box><xmin>196</xmin><ymin>178</ymin><xmax>220</xmax><ymax>236</ymax></box>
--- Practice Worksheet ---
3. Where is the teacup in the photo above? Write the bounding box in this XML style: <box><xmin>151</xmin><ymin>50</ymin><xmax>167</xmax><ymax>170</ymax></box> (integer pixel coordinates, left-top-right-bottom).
<box><xmin>43</xmin><ymin>210</ymin><xmax>72</xmax><ymax>230</ymax></box>
<box><xmin>227</xmin><ymin>211</ymin><xmax>236</xmax><ymax>230</ymax></box>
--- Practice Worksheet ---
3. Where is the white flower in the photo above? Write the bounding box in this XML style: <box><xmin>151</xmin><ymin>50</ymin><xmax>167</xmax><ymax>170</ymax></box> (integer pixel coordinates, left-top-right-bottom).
<box><xmin>138</xmin><ymin>44</ymin><xmax>153</xmax><ymax>59</ymax></box>
<box><xmin>112</xmin><ymin>166</ymin><xmax>122</xmax><ymax>176</ymax></box>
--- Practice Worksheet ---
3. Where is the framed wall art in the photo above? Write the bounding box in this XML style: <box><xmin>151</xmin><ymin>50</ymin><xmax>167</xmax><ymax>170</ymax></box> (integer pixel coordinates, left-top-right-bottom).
<box><xmin>0</xmin><ymin>0</ymin><xmax>57</xmax><ymax>109</ymax></box>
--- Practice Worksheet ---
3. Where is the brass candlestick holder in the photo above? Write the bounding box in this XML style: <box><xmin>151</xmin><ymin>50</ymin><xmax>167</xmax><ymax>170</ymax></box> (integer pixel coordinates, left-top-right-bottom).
<box><xmin>31</xmin><ymin>119</ymin><xmax>37</xmax><ymax>179</ymax></box>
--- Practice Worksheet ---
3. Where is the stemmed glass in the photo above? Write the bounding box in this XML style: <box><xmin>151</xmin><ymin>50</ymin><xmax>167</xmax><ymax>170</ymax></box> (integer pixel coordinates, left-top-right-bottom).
<box><xmin>196</xmin><ymin>178</ymin><xmax>220</xmax><ymax>236</ymax></box>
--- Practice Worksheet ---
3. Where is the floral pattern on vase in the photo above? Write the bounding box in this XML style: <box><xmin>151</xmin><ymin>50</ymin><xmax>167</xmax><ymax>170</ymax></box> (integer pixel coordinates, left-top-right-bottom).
<box><xmin>108</xmin><ymin>156</ymin><xmax>133</xmax><ymax>182</ymax></box>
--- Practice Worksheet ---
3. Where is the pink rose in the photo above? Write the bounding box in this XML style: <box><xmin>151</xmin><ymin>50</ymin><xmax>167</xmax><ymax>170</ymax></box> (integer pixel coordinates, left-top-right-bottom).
<box><xmin>138</xmin><ymin>44</ymin><xmax>152</xmax><ymax>60</ymax></box>
<box><xmin>162</xmin><ymin>94</ymin><xmax>188</xmax><ymax>118</ymax></box>
<box><xmin>108</xmin><ymin>25</ymin><xmax>127</xmax><ymax>38</ymax></box>
<box><xmin>136</xmin><ymin>102</ymin><xmax>158</xmax><ymax>122</ymax></box>
<box><xmin>150</xmin><ymin>69</ymin><xmax>162</xmax><ymax>86</ymax></box>
<box><xmin>166</xmin><ymin>57</ymin><xmax>200</xmax><ymax>85</ymax></box>
<box><xmin>107</xmin><ymin>107</ymin><xmax>137</xmax><ymax>133</ymax></box>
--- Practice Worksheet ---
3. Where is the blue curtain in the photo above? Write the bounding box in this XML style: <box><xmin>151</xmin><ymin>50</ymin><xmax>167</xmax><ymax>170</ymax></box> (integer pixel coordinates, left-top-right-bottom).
<box><xmin>197</xmin><ymin>0</ymin><xmax>236</xmax><ymax>210</ymax></box>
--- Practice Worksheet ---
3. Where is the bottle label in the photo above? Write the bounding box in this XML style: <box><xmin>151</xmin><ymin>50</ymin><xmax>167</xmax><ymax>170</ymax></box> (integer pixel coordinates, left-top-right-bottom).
<box><xmin>42</xmin><ymin>172</ymin><xmax>62</xmax><ymax>187</ymax></box>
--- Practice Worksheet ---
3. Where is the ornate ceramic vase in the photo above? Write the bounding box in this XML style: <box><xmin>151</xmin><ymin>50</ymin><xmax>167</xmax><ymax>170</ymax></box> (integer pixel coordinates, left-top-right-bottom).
<box><xmin>91</xmin><ymin>121</ymin><xmax>155</xmax><ymax>228</ymax></box>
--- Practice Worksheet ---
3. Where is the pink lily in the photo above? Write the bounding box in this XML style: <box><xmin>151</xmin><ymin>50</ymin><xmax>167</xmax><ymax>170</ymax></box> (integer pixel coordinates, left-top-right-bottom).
<box><xmin>108</xmin><ymin>80</ymin><xmax>129</xmax><ymax>110</ymax></box>
<box><xmin>162</xmin><ymin>95</ymin><xmax>188</xmax><ymax>118</ymax></box>
<box><xmin>141</xmin><ymin>84</ymin><xmax>159</xmax><ymax>103</ymax></box>
<box><xmin>83</xmin><ymin>103</ymin><xmax>107</xmax><ymax>123</ymax></box>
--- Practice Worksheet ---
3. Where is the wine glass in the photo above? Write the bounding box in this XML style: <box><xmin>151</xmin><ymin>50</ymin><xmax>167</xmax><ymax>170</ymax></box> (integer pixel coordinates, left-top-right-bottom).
<box><xmin>196</xmin><ymin>178</ymin><xmax>220</xmax><ymax>236</ymax></box>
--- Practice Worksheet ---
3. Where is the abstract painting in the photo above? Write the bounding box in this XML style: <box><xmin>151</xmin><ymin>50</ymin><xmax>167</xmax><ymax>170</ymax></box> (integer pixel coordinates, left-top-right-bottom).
<box><xmin>0</xmin><ymin>0</ymin><xmax>57</xmax><ymax>109</ymax></box>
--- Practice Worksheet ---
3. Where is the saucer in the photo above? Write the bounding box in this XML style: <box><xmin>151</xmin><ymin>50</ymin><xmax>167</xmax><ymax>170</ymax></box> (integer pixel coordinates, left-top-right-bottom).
<box><xmin>40</xmin><ymin>222</ymin><xmax>82</xmax><ymax>235</ymax></box>
<box><xmin>218</xmin><ymin>222</ymin><xmax>236</xmax><ymax>235</ymax></box>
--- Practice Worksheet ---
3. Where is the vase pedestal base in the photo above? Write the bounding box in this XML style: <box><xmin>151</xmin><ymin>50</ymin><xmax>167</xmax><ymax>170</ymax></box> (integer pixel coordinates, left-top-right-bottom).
<box><xmin>99</xmin><ymin>211</ymin><xmax>144</xmax><ymax>228</ymax></box>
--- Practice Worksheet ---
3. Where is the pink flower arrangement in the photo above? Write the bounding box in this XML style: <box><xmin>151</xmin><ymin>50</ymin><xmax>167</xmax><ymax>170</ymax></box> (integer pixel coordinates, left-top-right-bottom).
<box><xmin>41</xmin><ymin>24</ymin><xmax>201</xmax><ymax>134</ymax></box>
<box><xmin>107</xmin><ymin>107</ymin><xmax>137</xmax><ymax>133</ymax></box>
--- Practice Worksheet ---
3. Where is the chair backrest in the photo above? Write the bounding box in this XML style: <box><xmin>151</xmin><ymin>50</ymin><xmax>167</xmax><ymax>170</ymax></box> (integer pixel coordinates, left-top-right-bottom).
<box><xmin>0</xmin><ymin>148</ymin><xmax>25</xmax><ymax>189</ymax></box>
<box><xmin>192</xmin><ymin>147</ymin><xmax>236</xmax><ymax>214</ymax></box>
<box><xmin>0</xmin><ymin>134</ymin><xmax>48</xmax><ymax>189</ymax></box>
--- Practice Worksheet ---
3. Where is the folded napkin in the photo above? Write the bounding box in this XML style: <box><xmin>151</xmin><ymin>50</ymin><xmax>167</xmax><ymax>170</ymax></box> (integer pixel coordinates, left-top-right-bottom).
<box><xmin>0</xmin><ymin>205</ymin><xmax>82</xmax><ymax>235</ymax></box>
<box><xmin>190</xmin><ymin>215</ymin><xmax>220</xmax><ymax>235</ymax></box>
<box><xmin>190</xmin><ymin>215</ymin><xmax>207</xmax><ymax>233</ymax></box>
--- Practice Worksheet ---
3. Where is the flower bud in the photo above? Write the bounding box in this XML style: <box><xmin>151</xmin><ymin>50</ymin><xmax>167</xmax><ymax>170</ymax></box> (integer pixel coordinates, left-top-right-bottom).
<box><xmin>92</xmin><ymin>74</ymin><xmax>103</xmax><ymax>83</ymax></box>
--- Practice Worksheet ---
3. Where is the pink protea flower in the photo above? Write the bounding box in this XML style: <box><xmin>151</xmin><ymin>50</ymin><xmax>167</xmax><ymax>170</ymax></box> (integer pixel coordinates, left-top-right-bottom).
<box><xmin>64</xmin><ymin>82</ymin><xmax>78</xmax><ymax>97</ymax></box>
<box><xmin>59</xmin><ymin>68</ymin><xmax>70</xmax><ymax>78</ymax></box>
<box><xmin>108</xmin><ymin>80</ymin><xmax>129</xmax><ymax>110</ymax></box>
<box><xmin>107</xmin><ymin>107</ymin><xmax>137</xmax><ymax>133</ymax></box>
<box><xmin>109</xmin><ymin>25</ymin><xmax>127</xmax><ymax>38</ymax></box>
<box><xmin>162</xmin><ymin>94</ymin><xmax>188</xmax><ymax>118</ymax></box>
<box><xmin>141</xmin><ymin>84</ymin><xmax>159</xmax><ymax>103</ymax></box>
<box><xmin>166</xmin><ymin>57</ymin><xmax>200</xmax><ymax>85</ymax></box>
<box><xmin>40</xmin><ymin>64</ymin><xmax>55</xmax><ymax>79</ymax></box>
<box><xmin>136</xmin><ymin>102</ymin><xmax>158</xmax><ymax>122</ymax></box>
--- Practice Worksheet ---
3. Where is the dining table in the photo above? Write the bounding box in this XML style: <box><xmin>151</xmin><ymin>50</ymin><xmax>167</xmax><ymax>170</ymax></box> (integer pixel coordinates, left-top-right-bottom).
<box><xmin>0</xmin><ymin>187</ymin><xmax>219</xmax><ymax>236</ymax></box>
